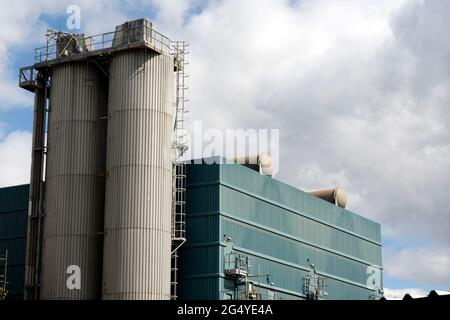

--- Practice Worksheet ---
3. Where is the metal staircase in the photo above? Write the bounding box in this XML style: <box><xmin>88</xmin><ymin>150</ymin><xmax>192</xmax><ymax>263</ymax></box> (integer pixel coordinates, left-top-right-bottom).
<box><xmin>170</xmin><ymin>41</ymin><xmax>189</xmax><ymax>300</ymax></box>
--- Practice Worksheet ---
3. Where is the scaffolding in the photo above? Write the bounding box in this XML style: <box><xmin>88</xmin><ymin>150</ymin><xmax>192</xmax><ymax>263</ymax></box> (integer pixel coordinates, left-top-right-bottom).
<box><xmin>0</xmin><ymin>250</ymin><xmax>8</xmax><ymax>300</ymax></box>
<box><xmin>237</xmin><ymin>281</ymin><xmax>260</xmax><ymax>300</ymax></box>
<box><xmin>224</xmin><ymin>252</ymin><xmax>251</xmax><ymax>279</ymax></box>
<box><xmin>302</xmin><ymin>259</ymin><xmax>327</xmax><ymax>300</ymax></box>
<box><xmin>223</xmin><ymin>250</ymin><xmax>277</xmax><ymax>300</ymax></box>
<box><xmin>224</xmin><ymin>251</ymin><xmax>254</xmax><ymax>300</ymax></box>
<box><xmin>170</xmin><ymin>41</ymin><xmax>189</xmax><ymax>300</ymax></box>
<box><xmin>221</xmin><ymin>286</ymin><xmax>277</xmax><ymax>300</ymax></box>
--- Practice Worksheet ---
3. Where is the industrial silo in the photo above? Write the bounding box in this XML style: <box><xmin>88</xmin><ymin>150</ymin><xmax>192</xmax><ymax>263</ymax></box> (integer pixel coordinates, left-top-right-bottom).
<box><xmin>40</xmin><ymin>61</ymin><xmax>108</xmax><ymax>299</ymax></box>
<box><xmin>20</xmin><ymin>19</ymin><xmax>185</xmax><ymax>300</ymax></box>
<box><xmin>102</xmin><ymin>30</ymin><xmax>174</xmax><ymax>299</ymax></box>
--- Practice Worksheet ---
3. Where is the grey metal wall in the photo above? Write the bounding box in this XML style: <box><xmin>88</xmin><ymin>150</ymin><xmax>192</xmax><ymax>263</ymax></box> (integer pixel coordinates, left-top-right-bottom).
<box><xmin>41</xmin><ymin>62</ymin><xmax>108</xmax><ymax>299</ymax></box>
<box><xmin>102</xmin><ymin>50</ymin><xmax>174</xmax><ymax>300</ymax></box>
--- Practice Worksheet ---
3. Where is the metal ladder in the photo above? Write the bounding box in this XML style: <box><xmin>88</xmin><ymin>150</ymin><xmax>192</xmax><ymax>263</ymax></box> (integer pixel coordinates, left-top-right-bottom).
<box><xmin>0</xmin><ymin>250</ymin><xmax>8</xmax><ymax>300</ymax></box>
<box><xmin>170</xmin><ymin>41</ymin><xmax>189</xmax><ymax>300</ymax></box>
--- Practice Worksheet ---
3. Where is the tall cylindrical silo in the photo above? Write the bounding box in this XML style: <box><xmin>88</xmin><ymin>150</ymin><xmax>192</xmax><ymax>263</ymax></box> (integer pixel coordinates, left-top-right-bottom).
<box><xmin>102</xmin><ymin>49</ymin><xmax>174</xmax><ymax>300</ymax></box>
<box><xmin>41</xmin><ymin>62</ymin><xmax>108</xmax><ymax>299</ymax></box>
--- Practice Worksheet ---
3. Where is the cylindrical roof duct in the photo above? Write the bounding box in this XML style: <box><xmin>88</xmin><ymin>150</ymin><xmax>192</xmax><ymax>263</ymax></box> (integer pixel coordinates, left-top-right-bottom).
<box><xmin>234</xmin><ymin>153</ymin><xmax>273</xmax><ymax>176</ymax></box>
<box><xmin>308</xmin><ymin>187</ymin><xmax>347</xmax><ymax>209</ymax></box>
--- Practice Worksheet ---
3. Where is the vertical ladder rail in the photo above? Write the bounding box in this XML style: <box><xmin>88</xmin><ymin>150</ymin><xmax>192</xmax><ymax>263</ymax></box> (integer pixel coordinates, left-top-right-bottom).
<box><xmin>170</xmin><ymin>41</ymin><xmax>189</xmax><ymax>300</ymax></box>
<box><xmin>0</xmin><ymin>250</ymin><xmax>8</xmax><ymax>300</ymax></box>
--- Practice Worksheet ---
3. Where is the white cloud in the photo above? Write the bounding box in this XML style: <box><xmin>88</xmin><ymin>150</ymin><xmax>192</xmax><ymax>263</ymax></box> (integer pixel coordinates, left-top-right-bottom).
<box><xmin>296</xmin><ymin>163</ymin><xmax>365</xmax><ymax>209</ymax></box>
<box><xmin>0</xmin><ymin>1</ymin><xmax>46</xmax><ymax>109</ymax></box>
<box><xmin>147</xmin><ymin>0</ymin><xmax>197</xmax><ymax>31</ymax></box>
<box><xmin>165</xmin><ymin>0</ymin><xmax>450</xmax><ymax>286</ymax></box>
<box><xmin>1</xmin><ymin>0</ymin><xmax>449</xmax><ymax>289</ymax></box>
<box><xmin>156</xmin><ymin>0</ymin><xmax>450</xmax><ymax>239</ymax></box>
<box><xmin>0</xmin><ymin>0</ymin><xmax>131</xmax><ymax>110</ymax></box>
<box><xmin>384</xmin><ymin>246</ymin><xmax>450</xmax><ymax>286</ymax></box>
<box><xmin>0</xmin><ymin>130</ymin><xmax>32</xmax><ymax>187</ymax></box>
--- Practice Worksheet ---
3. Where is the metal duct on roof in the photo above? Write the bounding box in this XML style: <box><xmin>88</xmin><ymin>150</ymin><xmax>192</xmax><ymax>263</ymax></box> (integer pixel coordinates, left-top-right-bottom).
<box><xmin>234</xmin><ymin>153</ymin><xmax>273</xmax><ymax>176</ymax></box>
<box><xmin>308</xmin><ymin>187</ymin><xmax>347</xmax><ymax>209</ymax></box>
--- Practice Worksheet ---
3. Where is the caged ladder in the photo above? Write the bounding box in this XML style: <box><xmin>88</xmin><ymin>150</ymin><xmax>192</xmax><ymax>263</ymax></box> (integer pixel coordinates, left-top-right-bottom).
<box><xmin>170</xmin><ymin>41</ymin><xmax>189</xmax><ymax>300</ymax></box>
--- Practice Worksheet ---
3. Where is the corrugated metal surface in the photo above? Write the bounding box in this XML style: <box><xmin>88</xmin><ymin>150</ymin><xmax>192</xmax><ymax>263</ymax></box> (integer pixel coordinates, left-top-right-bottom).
<box><xmin>221</xmin><ymin>219</ymin><xmax>376</xmax><ymax>284</ymax></box>
<box><xmin>220</xmin><ymin>186</ymin><xmax>381</xmax><ymax>264</ymax></box>
<box><xmin>178</xmin><ymin>276</ymin><xmax>220</xmax><ymax>300</ymax></box>
<box><xmin>179</xmin><ymin>164</ymin><xmax>220</xmax><ymax>300</ymax></box>
<box><xmin>179</xmin><ymin>277</ymin><xmax>220</xmax><ymax>300</ymax></box>
<box><xmin>181</xmin><ymin>245</ymin><xmax>219</xmax><ymax>276</ymax></box>
<box><xmin>179</xmin><ymin>159</ymin><xmax>383</xmax><ymax>300</ymax></box>
<box><xmin>41</xmin><ymin>62</ymin><xmax>107</xmax><ymax>299</ymax></box>
<box><xmin>0</xmin><ymin>185</ymin><xmax>29</xmax><ymax>299</ymax></box>
<box><xmin>0</xmin><ymin>185</ymin><xmax>29</xmax><ymax>213</ymax></box>
<box><xmin>220</xmin><ymin>164</ymin><xmax>381</xmax><ymax>243</ymax></box>
<box><xmin>102</xmin><ymin>49</ymin><xmax>174</xmax><ymax>300</ymax></box>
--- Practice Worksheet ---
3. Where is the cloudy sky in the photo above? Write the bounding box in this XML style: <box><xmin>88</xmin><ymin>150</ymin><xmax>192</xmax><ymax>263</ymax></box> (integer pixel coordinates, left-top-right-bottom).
<box><xmin>0</xmin><ymin>0</ymin><xmax>449</xmax><ymax>299</ymax></box>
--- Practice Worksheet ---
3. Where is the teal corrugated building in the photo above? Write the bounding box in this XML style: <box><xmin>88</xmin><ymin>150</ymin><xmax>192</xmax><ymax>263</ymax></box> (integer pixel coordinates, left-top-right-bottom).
<box><xmin>0</xmin><ymin>184</ymin><xmax>29</xmax><ymax>300</ymax></box>
<box><xmin>178</xmin><ymin>159</ymin><xmax>383</xmax><ymax>300</ymax></box>
<box><xmin>0</xmin><ymin>161</ymin><xmax>383</xmax><ymax>300</ymax></box>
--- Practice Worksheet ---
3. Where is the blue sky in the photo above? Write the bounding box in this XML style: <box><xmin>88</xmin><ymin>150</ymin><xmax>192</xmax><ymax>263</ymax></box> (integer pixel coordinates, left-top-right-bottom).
<box><xmin>1</xmin><ymin>5</ymin><xmax>161</xmax><ymax>132</ymax></box>
<box><xmin>0</xmin><ymin>0</ymin><xmax>449</xmax><ymax>298</ymax></box>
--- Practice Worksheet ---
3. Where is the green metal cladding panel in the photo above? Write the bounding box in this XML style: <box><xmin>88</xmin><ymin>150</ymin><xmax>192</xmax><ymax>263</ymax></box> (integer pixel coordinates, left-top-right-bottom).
<box><xmin>220</xmin><ymin>187</ymin><xmax>381</xmax><ymax>265</ymax></box>
<box><xmin>178</xmin><ymin>162</ymin><xmax>221</xmax><ymax>299</ymax></box>
<box><xmin>0</xmin><ymin>184</ymin><xmax>29</xmax><ymax>300</ymax></box>
<box><xmin>220</xmin><ymin>164</ymin><xmax>381</xmax><ymax>243</ymax></box>
<box><xmin>179</xmin><ymin>160</ymin><xmax>382</xmax><ymax>300</ymax></box>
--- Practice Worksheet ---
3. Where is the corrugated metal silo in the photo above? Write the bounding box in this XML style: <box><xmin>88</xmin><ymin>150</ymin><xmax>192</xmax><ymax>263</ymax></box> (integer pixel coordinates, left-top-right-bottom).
<box><xmin>102</xmin><ymin>49</ymin><xmax>174</xmax><ymax>300</ymax></box>
<box><xmin>40</xmin><ymin>62</ymin><xmax>108</xmax><ymax>299</ymax></box>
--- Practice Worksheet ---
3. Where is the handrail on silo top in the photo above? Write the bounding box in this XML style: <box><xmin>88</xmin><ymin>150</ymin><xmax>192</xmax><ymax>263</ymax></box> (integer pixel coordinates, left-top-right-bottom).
<box><xmin>33</xmin><ymin>20</ymin><xmax>174</xmax><ymax>64</ymax></box>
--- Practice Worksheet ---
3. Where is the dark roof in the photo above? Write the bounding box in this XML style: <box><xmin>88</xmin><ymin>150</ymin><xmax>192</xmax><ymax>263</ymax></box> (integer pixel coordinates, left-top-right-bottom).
<box><xmin>401</xmin><ymin>290</ymin><xmax>450</xmax><ymax>301</ymax></box>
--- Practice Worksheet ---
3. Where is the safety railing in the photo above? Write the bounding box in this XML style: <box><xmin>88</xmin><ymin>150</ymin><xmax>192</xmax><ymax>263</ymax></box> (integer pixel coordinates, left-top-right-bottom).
<box><xmin>34</xmin><ymin>25</ymin><xmax>173</xmax><ymax>64</ymax></box>
<box><xmin>220</xmin><ymin>288</ymin><xmax>278</xmax><ymax>300</ymax></box>
<box><xmin>224</xmin><ymin>252</ymin><xmax>251</xmax><ymax>277</ymax></box>
<box><xmin>19</xmin><ymin>66</ymin><xmax>38</xmax><ymax>84</ymax></box>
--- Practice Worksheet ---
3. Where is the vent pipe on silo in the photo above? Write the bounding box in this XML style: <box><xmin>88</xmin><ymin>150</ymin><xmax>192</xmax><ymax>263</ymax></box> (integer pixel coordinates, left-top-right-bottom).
<box><xmin>308</xmin><ymin>187</ymin><xmax>347</xmax><ymax>209</ymax></box>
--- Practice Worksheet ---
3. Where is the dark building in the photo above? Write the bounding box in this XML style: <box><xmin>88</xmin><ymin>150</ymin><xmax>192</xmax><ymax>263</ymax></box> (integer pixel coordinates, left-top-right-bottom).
<box><xmin>0</xmin><ymin>185</ymin><xmax>29</xmax><ymax>299</ymax></box>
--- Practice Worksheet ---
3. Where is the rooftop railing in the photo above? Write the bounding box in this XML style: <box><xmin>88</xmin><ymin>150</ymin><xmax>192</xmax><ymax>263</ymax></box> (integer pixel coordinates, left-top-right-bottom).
<box><xmin>34</xmin><ymin>24</ymin><xmax>173</xmax><ymax>64</ymax></box>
